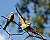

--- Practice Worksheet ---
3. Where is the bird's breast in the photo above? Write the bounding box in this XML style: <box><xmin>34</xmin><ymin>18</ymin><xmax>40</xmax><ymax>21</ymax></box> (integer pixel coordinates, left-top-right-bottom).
<box><xmin>21</xmin><ymin>24</ymin><xmax>30</xmax><ymax>29</ymax></box>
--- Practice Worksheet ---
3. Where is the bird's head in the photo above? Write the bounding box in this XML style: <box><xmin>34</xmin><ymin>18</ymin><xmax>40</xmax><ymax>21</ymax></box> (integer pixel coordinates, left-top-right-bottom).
<box><xmin>10</xmin><ymin>12</ymin><xmax>14</xmax><ymax>16</ymax></box>
<box><xmin>8</xmin><ymin>12</ymin><xmax>14</xmax><ymax>21</ymax></box>
<box><xmin>9</xmin><ymin>12</ymin><xmax>14</xmax><ymax>18</ymax></box>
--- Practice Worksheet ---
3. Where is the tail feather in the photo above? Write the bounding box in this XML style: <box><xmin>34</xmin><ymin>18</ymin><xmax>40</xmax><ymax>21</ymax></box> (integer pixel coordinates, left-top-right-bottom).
<box><xmin>26</xmin><ymin>27</ymin><xmax>44</xmax><ymax>38</ymax></box>
<box><xmin>26</xmin><ymin>27</ymin><xmax>36</xmax><ymax>34</ymax></box>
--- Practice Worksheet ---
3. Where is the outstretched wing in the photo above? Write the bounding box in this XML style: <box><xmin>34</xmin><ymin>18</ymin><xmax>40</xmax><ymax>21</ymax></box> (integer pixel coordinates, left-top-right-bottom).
<box><xmin>16</xmin><ymin>8</ymin><xmax>25</xmax><ymax>24</ymax></box>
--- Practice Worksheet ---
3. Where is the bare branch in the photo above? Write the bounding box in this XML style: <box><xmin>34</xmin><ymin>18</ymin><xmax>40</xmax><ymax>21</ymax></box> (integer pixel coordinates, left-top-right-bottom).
<box><xmin>10</xmin><ymin>32</ymin><xmax>26</xmax><ymax>36</ymax></box>
<box><xmin>24</xmin><ymin>35</ymin><xmax>46</xmax><ymax>40</ymax></box>
<box><xmin>1</xmin><ymin>16</ymin><xmax>20</xmax><ymax>26</ymax></box>
<box><xmin>16</xmin><ymin>8</ymin><xmax>20</xmax><ymax>14</ymax></box>
<box><xmin>1</xmin><ymin>16</ymin><xmax>8</xmax><ymax>20</ymax></box>
<box><xmin>13</xmin><ymin>21</ymin><xmax>20</xmax><ymax>26</ymax></box>
<box><xmin>0</xmin><ymin>25</ymin><xmax>10</xmax><ymax>35</ymax></box>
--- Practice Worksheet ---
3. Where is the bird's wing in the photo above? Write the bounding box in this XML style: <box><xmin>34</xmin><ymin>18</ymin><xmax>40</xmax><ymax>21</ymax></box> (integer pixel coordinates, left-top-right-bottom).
<box><xmin>16</xmin><ymin>8</ymin><xmax>25</xmax><ymax>24</ymax></box>
<box><xmin>8</xmin><ymin>13</ymin><xmax>14</xmax><ymax>21</ymax></box>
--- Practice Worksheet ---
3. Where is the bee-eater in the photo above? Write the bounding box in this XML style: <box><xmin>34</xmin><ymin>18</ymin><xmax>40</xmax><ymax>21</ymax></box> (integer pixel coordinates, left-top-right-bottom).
<box><xmin>16</xmin><ymin>8</ymin><xmax>38</xmax><ymax>34</ymax></box>
<box><xmin>16</xmin><ymin>8</ymin><xmax>46</xmax><ymax>40</ymax></box>
<box><xmin>3</xmin><ymin>12</ymin><xmax>14</xmax><ymax>30</ymax></box>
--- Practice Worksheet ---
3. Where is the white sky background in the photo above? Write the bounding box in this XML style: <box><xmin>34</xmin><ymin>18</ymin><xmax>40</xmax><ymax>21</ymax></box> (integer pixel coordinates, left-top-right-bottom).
<box><xmin>0</xmin><ymin>34</ymin><xmax>5</xmax><ymax>40</ymax></box>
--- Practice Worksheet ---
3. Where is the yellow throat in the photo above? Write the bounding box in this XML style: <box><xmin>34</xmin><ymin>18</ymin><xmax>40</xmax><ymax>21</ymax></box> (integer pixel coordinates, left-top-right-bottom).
<box><xmin>21</xmin><ymin>24</ymin><xmax>30</xmax><ymax>29</ymax></box>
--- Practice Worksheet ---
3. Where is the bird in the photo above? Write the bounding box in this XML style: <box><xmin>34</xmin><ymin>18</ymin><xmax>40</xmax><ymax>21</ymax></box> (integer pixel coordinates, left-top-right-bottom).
<box><xmin>16</xmin><ymin>8</ymin><xmax>46</xmax><ymax>40</ymax></box>
<box><xmin>16</xmin><ymin>8</ymin><xmax>38</xmax><ymax>34</ymax></box>
<box><xmin>3</xmin><ymin>12</ymin><xmax>14</xmax><ymax>30</ymax></box>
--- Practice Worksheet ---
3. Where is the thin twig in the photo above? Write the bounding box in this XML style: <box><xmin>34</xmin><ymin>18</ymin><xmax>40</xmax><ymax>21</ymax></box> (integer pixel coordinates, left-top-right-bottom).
<box><xmin>16</xmin><ymin>8</ymin><xmax>20</xmax><ymax>14</ymax></box>
<box><xmin>0</xmin><ymin>25</ymin><xmax>2</xmax><ymax>29</ymax></box>
<box><xmin>1</xmin><ymin>16</ymin><xmax>20</xmax><ymax>27</ymax></box>
<box><xmin>0</xmin><ymin>25</ymin><xmax>10</xmax><ymax>35</ymax></box>
<box><xmin>10</xmin><ymin>32</ymin><xmax>26</xmax><ymax>36</ymax></box>
<box><xmin>13</xmin><ymin>21</ymin><xmax>20</xmax><ymax>26</ymax></box>
<box><xmin>1</xmin><ymin>16</ymin><xmax>8</xmax><ymax>19</ymax></box>
<box><xmin>24</xmin><ymin>35</ymin><xmax>46</xmax><ymax>40</ymax></box>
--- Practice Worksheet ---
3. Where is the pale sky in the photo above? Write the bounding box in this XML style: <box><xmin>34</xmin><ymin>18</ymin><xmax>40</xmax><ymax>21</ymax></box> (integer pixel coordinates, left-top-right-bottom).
<box><xmin>0</xmin><ymin>34</ymin><xmax>5</xmax><ymax>40</ymax></box>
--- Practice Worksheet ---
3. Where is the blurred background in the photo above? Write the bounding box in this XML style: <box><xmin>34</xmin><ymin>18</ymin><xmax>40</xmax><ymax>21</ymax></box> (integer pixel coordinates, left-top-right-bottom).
<box><xmin>0</xmin><ymin>0</ymin><xmax>50</xmax><ymax>40</ymax></box>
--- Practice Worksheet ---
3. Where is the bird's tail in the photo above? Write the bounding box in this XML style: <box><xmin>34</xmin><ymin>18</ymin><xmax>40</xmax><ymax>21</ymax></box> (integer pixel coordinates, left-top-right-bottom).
<box><xmin>26</xmin><ymin>27</ymin><xmax>36</xmax><ymax>34</ymax></box>
<box><xmin>26</xmin><ymin>27</ymin><xmax>46</xmax><ymax>39</ymax></box>
<box><xmin>3</xmin><ymin>22</ymin><xmax>10</xmax><ymax>30</ymax></box>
